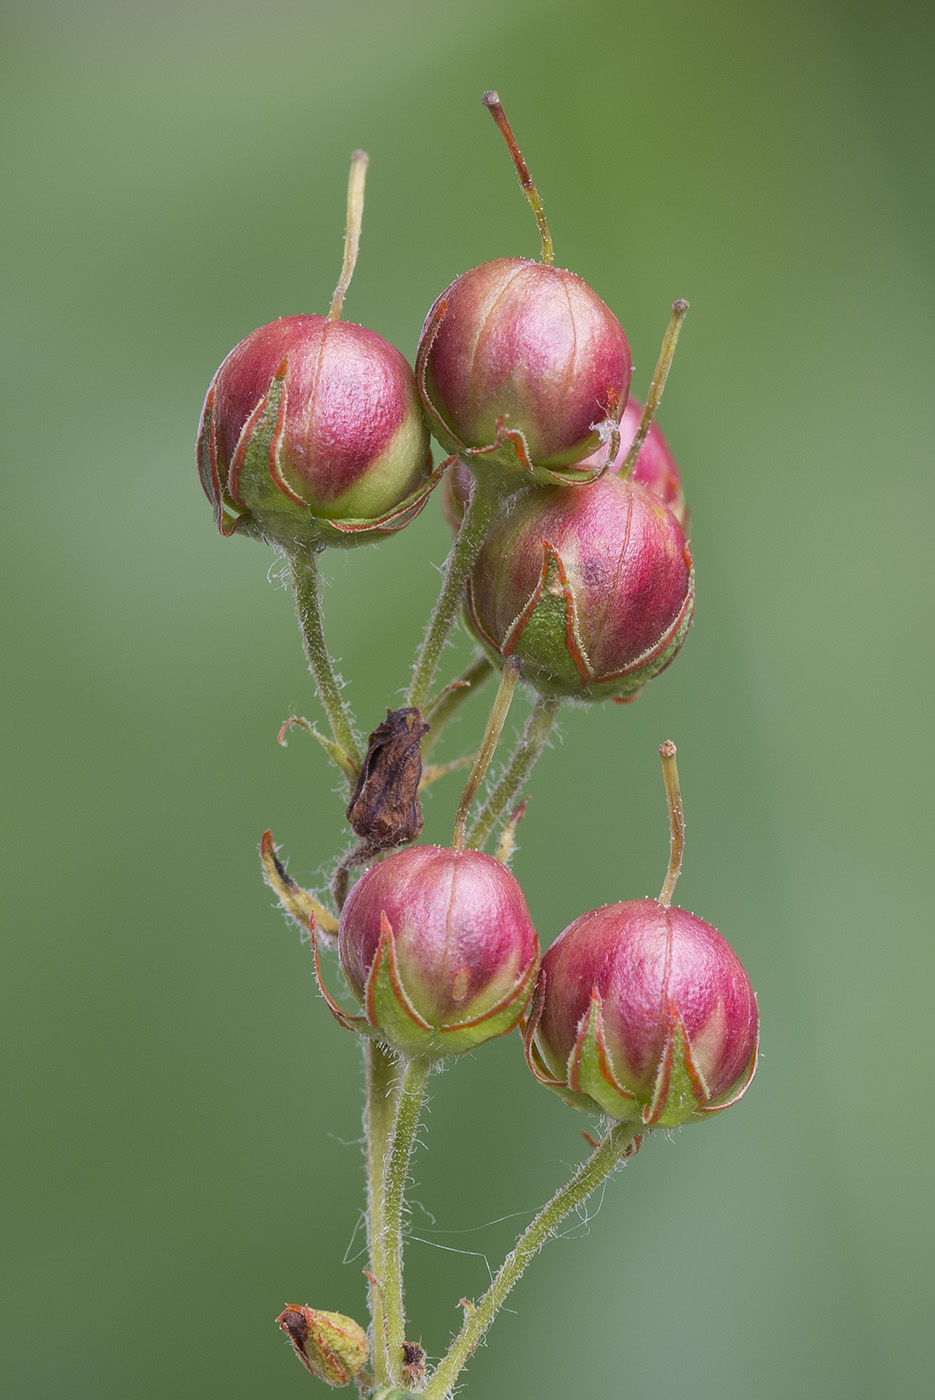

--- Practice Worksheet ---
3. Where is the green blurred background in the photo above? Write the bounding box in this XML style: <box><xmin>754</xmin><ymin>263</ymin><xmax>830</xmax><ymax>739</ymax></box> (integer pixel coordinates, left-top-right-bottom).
<box><xmin>3</xmin><ymin>0</ymin><xmax>932</xmax><ymax>1395</ymax></box>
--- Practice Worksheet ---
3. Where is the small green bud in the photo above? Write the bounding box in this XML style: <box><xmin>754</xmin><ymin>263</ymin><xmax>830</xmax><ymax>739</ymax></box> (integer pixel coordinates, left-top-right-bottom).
<box><xmin>276</xmin><ymin>1303</ymin><xmax>369</xmax><ymax>1386</ymax></box>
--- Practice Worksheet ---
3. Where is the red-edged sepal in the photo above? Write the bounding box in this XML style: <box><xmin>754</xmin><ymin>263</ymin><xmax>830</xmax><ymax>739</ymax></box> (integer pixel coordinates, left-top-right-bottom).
<box><xmin>311</xmin><ymin>924</ymin><xmax>374</xmax><ymax>1037</ymax></box>
<box><xmin>363</xmin><ymin>910</ymin><xmax>538</xmax><ymax>1058</ymax></box>
<box><xmin>259</xmin><ymin>830</ymin><xmax>338</xmax><ymax>946</ymax></box>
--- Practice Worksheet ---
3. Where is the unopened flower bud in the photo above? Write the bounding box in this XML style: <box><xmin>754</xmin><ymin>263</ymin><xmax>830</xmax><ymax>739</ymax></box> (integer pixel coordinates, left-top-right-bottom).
<box><xmin>417</xmin><ymin>94</ymin><xmax>630</xmax><ymax>486</ymax></box>
<box><xmin>198</xmin><ymin>314</ymin><xmax>434</xmax><ymax>551</ymax></box>
<box><xmin>528</xmin><ymin>900</ymin><xmax>758</xmax><ymax>1127</ymax></box>
<box><xmin>527</xmin><ymin>741</ymin><xmax>758</xmax><ymax>1126</ymax></box>
<box><xmin>329</xmin><ymin>845</ymin><xmax>540</xmax><ymax>1058</ymax></box>
<box><xmin>418</xmin><ymin>258</ymin><xmax>631</xmax><ymax>483</ymax></box>
<box><xmin>276</xmin><ymin>1304</ymin><xmax>369</xmax><ymax>1386</ymax></box>
<box><xmin>466</xmin><ymin>476</ymin><xmax>694</xmax><ymax>703</ymax></box>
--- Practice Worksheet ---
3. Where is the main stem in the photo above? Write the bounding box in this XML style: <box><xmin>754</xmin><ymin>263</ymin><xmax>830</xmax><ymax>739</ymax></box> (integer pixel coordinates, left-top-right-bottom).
<box><xmin>408</xmin><ymin>473</ymin><xmax>503</xmax><ymax>711</ymax></box>
<box><xmin>465</xmin><ymin>695</ymin><xmax>561</xmax><ymax>850</ymax></box>
<box><xmin>365</xmin><ymin>1041</ymin><xmax>398</xmax><ymax>1387</ymax></box>
<box><xmin>423</xmin><ymin>1123</ymin><xmax>637</xmax><ymax>1400</ymax></box>
<box><xmin>381</xmin><ymin>1056</ymin><xmax>431</xmax><ymax>1386</ymax></box>
<box><xmin>289</xmin><ymin>550</ymin><xmax>362</xmax><ymax>771</ymax></box>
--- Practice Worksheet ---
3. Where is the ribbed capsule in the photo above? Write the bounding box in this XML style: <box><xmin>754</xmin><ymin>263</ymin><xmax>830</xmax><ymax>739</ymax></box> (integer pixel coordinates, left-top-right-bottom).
<box><xmin>333</xmin><ymin>845</ymin><xmax>540</xmax><ymax>1058</ymax></box>
<box><xmin>465</xmin><ymin>475</ymin><xmax>694</xmax><ymax>703</ymax></box>
<box><xmin>418</xmin><ymin>257</ymin><xmax>632</xmax><ymax>484</ymax></box>
<box><xmin>528</xmin><ymin>899</ymin><xmax>758</xmax><ymax>1127</ymax></box>
<box><xmin>197</xmin><ymin>314</ymin><xmax>435</xmax><ymax>551</ymax></box>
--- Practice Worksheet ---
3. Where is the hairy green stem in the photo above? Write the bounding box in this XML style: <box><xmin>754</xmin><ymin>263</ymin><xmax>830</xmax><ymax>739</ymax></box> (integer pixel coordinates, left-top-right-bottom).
<box><xmin>381</xmin><ymin>1056</ymin><xmax>431</xmax><ymax>1385</ymax></box>
<box><xmin>424</xmin><ymin>1123</ymin><xmax>637</xmax><ymax>1399</ymax></box>
<box><xmin>465</xmin><ymin>695</ymin><xmax>561</xmax><ymax>850</ymax></box>
<box><xmin>452</xmin><ymin>659</ymin><xmax>521</xmax><ymax>850</ymax></box>
<box><xmin>289</xmin><ymin>550</ymin><xmax>362</xmax><ymax>771</ymax></box>
<box><xmin>423</xmin><ymin>654</ymin><xmax>494</xmax><ymax>756</ymax></box>
<box><xmin>408</xmin><ymin>474</ymin><xmax>502</xmax><ymax>711</ymax></box>
<box><xmin>365</xmin><ymin>1041</ymin><xmax>398</xmax><ymax>1387</ymax></box>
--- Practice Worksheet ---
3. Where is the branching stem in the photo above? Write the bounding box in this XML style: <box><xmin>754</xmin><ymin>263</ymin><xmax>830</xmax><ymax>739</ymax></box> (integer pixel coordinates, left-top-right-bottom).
<box><xmin>289</xmin><ymin>550</ymin><xmax>362</xmax><ymax>771</ymax></box>
<box><xmin>465</xmin><ymin>695</ymin><xmax>561</xmax><ymax>850</ymax></box>
<box><xmin>408</xmin><ymin>473</ymin><xmax>503</xmax><ymax>710</ymax></box>
<box><xmin>423</xmin><ymin>655</ymin><xmax>494</xmax><ymax>756</ymax></box>
<box><xmin>423</xmin><ymin>1123</ymin><xmax>638</xmax><ymax>1398</ymax></box>
<box><xmin>452</xmin><ymin>659</ymin><xmax>521</xmax><ymax>850</ymax></box>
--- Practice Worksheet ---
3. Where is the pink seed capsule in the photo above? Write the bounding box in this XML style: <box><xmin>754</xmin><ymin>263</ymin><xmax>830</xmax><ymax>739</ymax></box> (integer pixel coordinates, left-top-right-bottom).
<box><xmin>527</xmin><ymin>741</ymin><xmax>758</xmax><ymax>1127</ymax></box>
<box><xmin>529</xmin><ymin>899</ymin><xmax>758</xmax><ymax>1128</ymax></box>
<box><xmin>418</xmin><ymin>256</ymin><xmax>632</xmax><ymax>481</ymax></box>
<box><xmin>198</xmin><ymin>314</ymin><xmax>433</xmax><ymax>551</ymax></box>
<box><xmin>197</xmin><ymin>151</ymin><xmax>436</xmax><ymax>552</ymax></box>
<box><xmin>465</xmin><ymin>474</ymin><xmax>694</xmax><ymax>704</ymax></box>
<box><xmin>334</xmin><ymin>845</ymin><xmax>540</xmax><ymax>1059</ymax></box>
<box><xmin>416</xmin><ymin>93</ymin><xmax>632</xmax><ymax>487</ymax></box>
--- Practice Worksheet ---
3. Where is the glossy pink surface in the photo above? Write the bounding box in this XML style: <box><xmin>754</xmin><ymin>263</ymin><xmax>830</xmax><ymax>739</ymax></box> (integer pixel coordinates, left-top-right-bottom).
<box><xmin>586</xmin><ymin>396</ymin><xmax>685</xmax><ymax>521</ymax></box>
<box><xmin>537</xmin><ymin>899</ymin><xmax>758</xmax><ymax>1102</ymax></box>
<box><xmin>339</xmin><ymin>845</ymin><xmax>539</xmax><ymax>1025</ymax></box>
<box><xmin>208</xmin><ymin>314</ymin><xmax>426</xmax><ymax>507</ymax></box>
<box><xmin>468</xmin><ymin>476</ymin><xmax>692</xmax><ymax>685</ymax></box>
<box><xmin>420</xmin><ymin>258</ymin><xmax>632</xmax><ymax>467</ymax></box>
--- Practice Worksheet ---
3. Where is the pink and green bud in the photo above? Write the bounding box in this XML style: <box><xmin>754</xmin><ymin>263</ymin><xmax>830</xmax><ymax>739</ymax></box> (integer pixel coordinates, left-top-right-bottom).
<box><xmin>528</xmin><ymin>741</ymin><xmax>757</xmax><ymax>1126</ymax></box>
<box><xmin>417</xmin><ymin>257</ymin><xmax>632</xmax><ymax>484</ymax></box>
<box><xmin>197</xmin><ymin>314</ymin><xmax>436</xmax><ymax>552</ymax></box>
<box><xmin>327</xmin><ymin>845</ymin><xmax>540</xmax><ymax>1058</ymax></box>
<box><xmin>528</xmin><ymin>899</ymin><xmax>758</xmax><ymax>1127</ymax></box>
<box><xmin>465</xmin><ymin>475</ymin><xmax>694</xmax><ymax>703</ymax></box>
<box><xmin>276</xmin><ymin>1303</ymin><xmax>369</xmax><ymax>1386</ymax></box>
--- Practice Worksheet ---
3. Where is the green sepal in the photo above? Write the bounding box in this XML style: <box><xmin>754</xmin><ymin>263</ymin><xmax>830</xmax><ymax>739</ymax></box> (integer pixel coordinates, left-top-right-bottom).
<box><xmin>363</xmin><ymin>912</ymin><xmax>538</xmax><ymax>1059</ymax></box>
<box><xmin>223</xmin><ymin>366</ymin><xmax>444</xmax><ymax>554</ymax></box>
<box><xmin>644</xmin><ymin>1007</ymin><xmax>703</xmax><ymax>1127</ymax></box>
<box><xmin>467</xmin><ymin>546</ymin><xmax>695</xmax><ymax>705</ymax></box>
<box><xmin>567</xmin><ymin>991</ymin><xmax>641</xmax><ymax>1124</ymax></box>
<box><xmin>260</xmin><ymin>830</ymin><xmax>339</xmax><ymax>944</ymax></box>
<box><xmin>311</xmin><ymin>928</ymin><xmax>379</xmax><ymax>1039</ymax></box>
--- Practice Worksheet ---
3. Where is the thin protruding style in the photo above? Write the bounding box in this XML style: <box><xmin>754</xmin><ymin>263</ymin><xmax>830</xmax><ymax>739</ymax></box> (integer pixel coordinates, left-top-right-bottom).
<box><xmin>658</xmin><ymin>739</ymin><xmax>685</xmax><ymax>907</ymax></box>
<box><xmin>482</xmin><ymin>91</ymin><xmax>554</xmax><ymax>266</ymax></box>
<box><xmin>329</xmin><ymin>150</ymin><xmax>370</xmax><ymax>321</ymax></box>
<box><xmin>621</xmin><ymin>299</ymin><xmax>690</xmax><ymax>479</ymax></box>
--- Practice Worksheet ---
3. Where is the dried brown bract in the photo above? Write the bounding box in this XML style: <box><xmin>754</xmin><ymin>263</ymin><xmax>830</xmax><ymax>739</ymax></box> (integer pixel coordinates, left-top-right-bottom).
<box><xmin>346</xmin><ymin>706</ymin><xmax>430</xmax><ymax>851</ymax></box>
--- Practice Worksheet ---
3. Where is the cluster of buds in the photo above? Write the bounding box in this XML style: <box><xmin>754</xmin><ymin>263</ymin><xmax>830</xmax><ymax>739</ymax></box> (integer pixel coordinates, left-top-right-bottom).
<box><xmin>197</xmin><ymin>92</ymin><xmax>758</xmax><ymax>1396</ymax></box>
